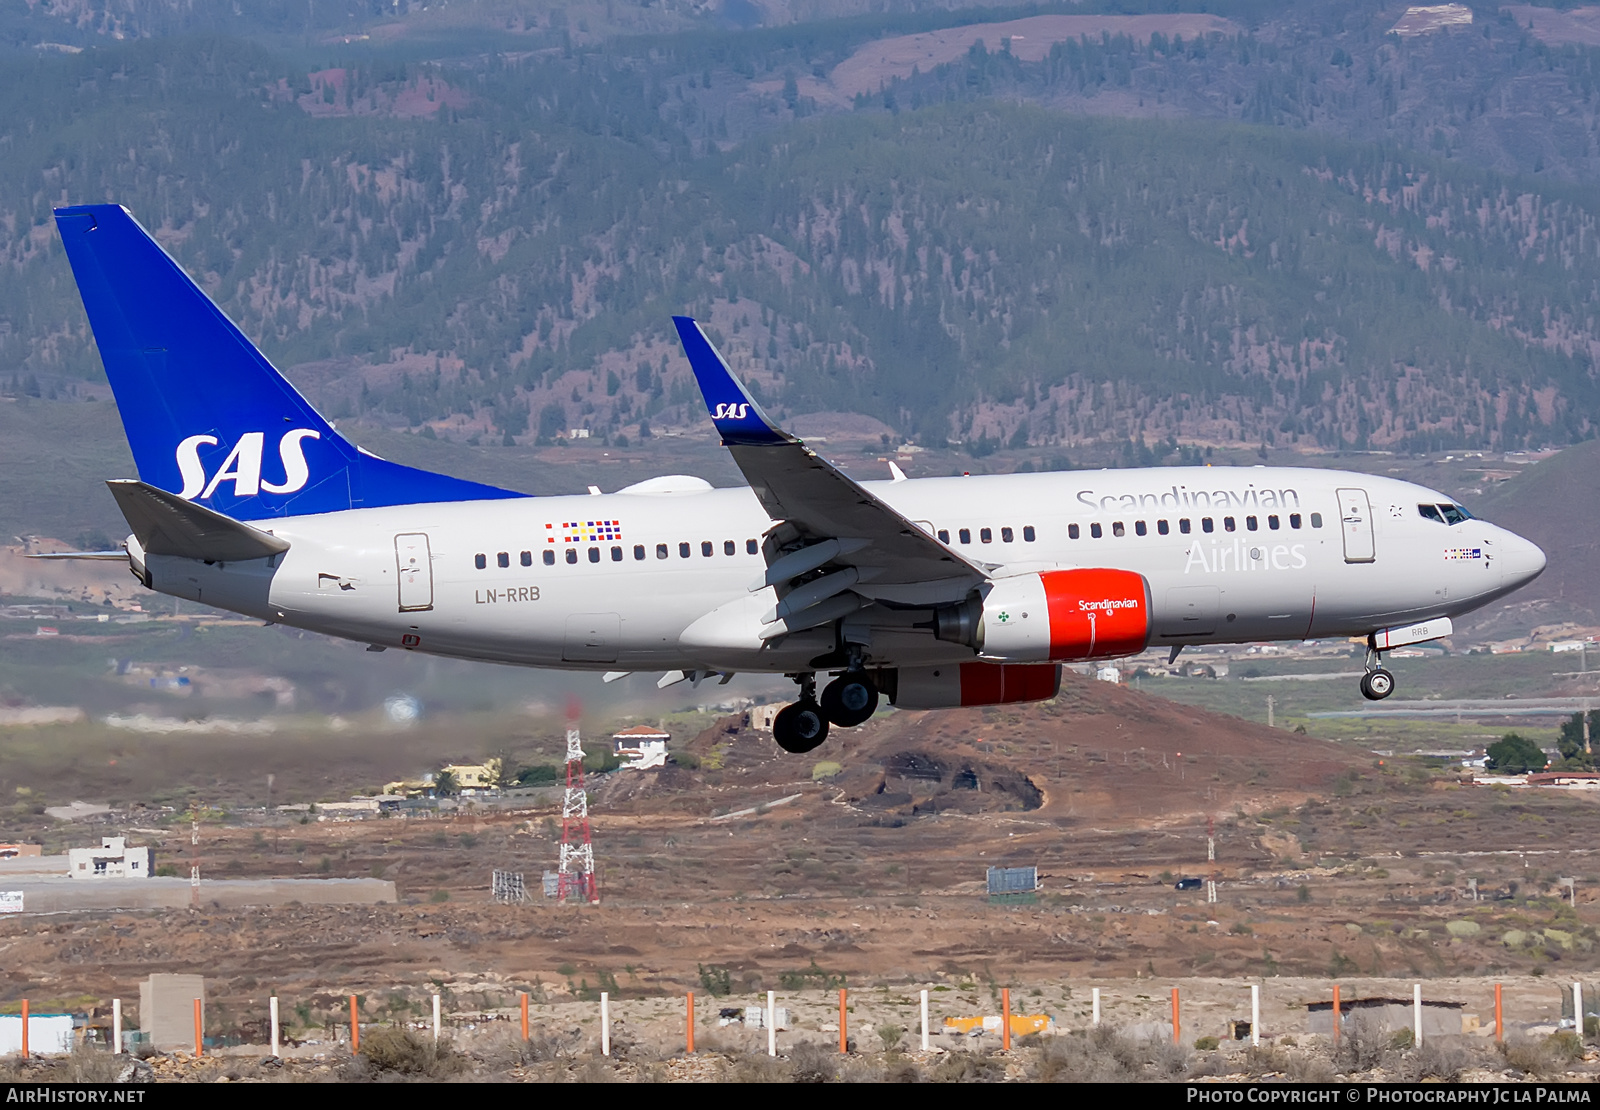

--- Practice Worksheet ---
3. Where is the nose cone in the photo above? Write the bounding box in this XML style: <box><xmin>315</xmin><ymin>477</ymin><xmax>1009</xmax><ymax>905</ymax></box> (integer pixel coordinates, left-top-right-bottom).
<box><xmin>1499</xmin><ymin>529</ymin><xmax>1547</xmax><ymax>592</ymax></box>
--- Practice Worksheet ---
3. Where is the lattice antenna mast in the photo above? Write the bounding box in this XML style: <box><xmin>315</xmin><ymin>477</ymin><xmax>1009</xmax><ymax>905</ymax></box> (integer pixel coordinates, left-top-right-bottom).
<box><xmin>556</xmin><ymin>704</ymin><xmax>599</xmax><ymax>904</ymax></box>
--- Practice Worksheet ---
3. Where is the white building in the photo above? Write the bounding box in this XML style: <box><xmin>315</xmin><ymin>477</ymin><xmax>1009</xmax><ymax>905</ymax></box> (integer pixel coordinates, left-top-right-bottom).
<box><xmin>612</xmin><ymin>725</ymin><xmax>670</xmax><ymax>770</ymax></box>
<box><xmin>67</xmin><ymin>836</ymin><xmax>151</xmax><ymax>880</ymax></box>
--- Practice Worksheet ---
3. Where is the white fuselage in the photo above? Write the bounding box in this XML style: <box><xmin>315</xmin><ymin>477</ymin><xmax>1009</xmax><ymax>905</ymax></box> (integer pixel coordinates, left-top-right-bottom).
<box><xmin>142</xmin><ymin>466</ymin><xmax>1545</xmax><ymax>672</ymax></box>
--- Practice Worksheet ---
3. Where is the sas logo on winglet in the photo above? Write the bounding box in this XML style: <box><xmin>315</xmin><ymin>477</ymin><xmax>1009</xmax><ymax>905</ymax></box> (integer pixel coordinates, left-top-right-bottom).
<box><xmin>175</xmin><ymin>429</ymin><xmax>322</xmax><ymax>500</ymax></box>
<box><xmin>712</xmin><ymin>402</ymin><xmax>751</xmax><ymax>421</ymax></box>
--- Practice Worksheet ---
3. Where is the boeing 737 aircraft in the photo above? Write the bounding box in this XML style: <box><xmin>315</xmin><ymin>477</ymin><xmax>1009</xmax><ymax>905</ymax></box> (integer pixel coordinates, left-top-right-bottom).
<box><xmin>44</xmin><ymin>205</ymin><xmax>1547</xmax><ymax>753</ymax></box>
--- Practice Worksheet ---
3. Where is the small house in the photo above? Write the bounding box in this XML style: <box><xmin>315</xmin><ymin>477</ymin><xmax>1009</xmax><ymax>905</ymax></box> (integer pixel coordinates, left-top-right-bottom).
<box><xmin>612</xmin><ymin>725</ymin><xmax>670</xmax><ymax>770</ymax></box>
<box><xmin>66</xmin><ymin>836</ymin><xmax>151</xmax><ymax>880</ymax></box>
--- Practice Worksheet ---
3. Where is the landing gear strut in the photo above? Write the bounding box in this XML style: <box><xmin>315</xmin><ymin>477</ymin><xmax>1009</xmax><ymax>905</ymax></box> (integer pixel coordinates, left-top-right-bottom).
<box><xmin>773</xmin><ymin>672</ymin><xmax>829</xmax><ymax>754</ymax></box>
<box><xmin>821</xmin><ymin>670</ymin><xmax>879</xmax><ymax>728</ymax></box>
<box><xmin>1360</xmin><ymin>641</ymin><xmax>1395</xmax><ymax>702</ymax></box>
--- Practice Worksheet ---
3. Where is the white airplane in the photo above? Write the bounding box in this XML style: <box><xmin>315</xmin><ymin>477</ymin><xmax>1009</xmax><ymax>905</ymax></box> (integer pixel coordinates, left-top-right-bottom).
<box><xmin>45</xmin><ymin>205</ymin><xmax>1547</xmax><ymax>753</ymax></box>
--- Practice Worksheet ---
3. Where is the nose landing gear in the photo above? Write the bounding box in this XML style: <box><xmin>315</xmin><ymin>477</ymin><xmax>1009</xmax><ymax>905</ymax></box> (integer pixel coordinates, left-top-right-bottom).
<box><xmin>1360</xmin><ymin>640</ymin><xmax>1395</xmax><ymax>701</ymax></box>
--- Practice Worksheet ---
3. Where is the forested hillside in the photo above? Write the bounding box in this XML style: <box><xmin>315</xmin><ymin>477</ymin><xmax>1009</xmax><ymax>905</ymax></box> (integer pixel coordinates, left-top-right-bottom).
<box><xmin>5</xmin><ymin>3</ymin><xmax>1600</xmax><ymax>459</ymax></box>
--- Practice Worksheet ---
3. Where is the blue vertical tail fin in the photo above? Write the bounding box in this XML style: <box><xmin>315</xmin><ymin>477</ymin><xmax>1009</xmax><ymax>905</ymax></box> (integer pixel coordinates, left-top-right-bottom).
<box><xmin>53</xmin><ymin>204</ymin><xmax>523</xmax><ymax>521</ymax></box>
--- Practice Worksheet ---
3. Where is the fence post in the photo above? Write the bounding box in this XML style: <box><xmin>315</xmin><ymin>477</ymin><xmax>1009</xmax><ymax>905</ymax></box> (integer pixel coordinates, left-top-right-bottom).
<box><xmin>920</xmin><ymin>989</ymin><xmax>929</xmax><ymax>1051</ymax></box>
<box><xmin>1332</xmin><ymin>985</ymin><xmax>1340</xmax><ymax>1047</ymax></box>
<box><xmin>349</xmin><ymin>995</ymin><xmax>359</xmax><ymax>1054</ymax></box>
<box><xmin>1171</xmin><ymin>987</ymin><xmax>1180</xmax><ymax>1045</ymax></box>
<box><xmin>112</xmin><ymin>999</ymin><xmax>121</xmax><ymax>1055</ymax></box>
<box><xmin>601</xmin><ymin>992</ymin><xmax>611</xmax><ymax>1057</ymax></box>
<box><xmin>20</xmin><ymin>998</ymin><xmax>27</xmax><ymax>1059</ymax></box>
<box><xmin>766</xmin><ymin>990</ymin><xmax>776</xmax><ymax>1057</ymax></box>
<box><xmin>270</xmin><ymin>996</ymin><xmax>279</xmax><ymax>1057</ymax></box>
<box><xmin>1001</xmin><ymin>988</ymin><xmax>1011</xmax><ymax>1052</ymax></box>
<box><xmin>1574</xmin><ymin>983</ymin><xmax>1583</xmax><ymax>1045</ymax></box>
<box><xmin>1495</xmin><ymin>983</ymin><xmax>1503</xmax><ymax>1043</ymax></box>
<box><xmin>520</xmin><ymin>992</ymin><xmax>529</xmax><ymax>1042</ymax></box>
<box><xmin>1251</xmin><ymin>984</ymin><xmax>1260</xmax><ymax>1047</ymax></box>
<box><xmin>194</xmin><ymin>997</ymin><xmax>203</xmax><ymax>1057</ymax></box>
<box><xmin>838</xmin><ymin>988</ymin><xmax>848</xmax><ymax>1054</ymax></box>
<box><xmin>1092</xmin><ymin>986</ymin><xmax>1101</xmax><ymax>1026</ymax></box>
<box><xmin>686</xmin><ymin>992</ymin><xmax>695</xmax><ymax>1055</ymax></box>
<box><xmin>1414</xmin><ymin>983</ymin><xmax>1424</xmax><ymax>1047</ymax></box>
<box><xmin>432</xmin><ymin>994</ymin><xmax>440</xmax><ymax>1043</ymax></box>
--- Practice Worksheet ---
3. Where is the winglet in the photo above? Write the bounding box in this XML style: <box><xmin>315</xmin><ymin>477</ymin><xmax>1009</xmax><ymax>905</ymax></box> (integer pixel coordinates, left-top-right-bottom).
<box><xmin>672</xmin><ymin>316</ymin><xmax>792</xmax><ymax>447</ymax></box>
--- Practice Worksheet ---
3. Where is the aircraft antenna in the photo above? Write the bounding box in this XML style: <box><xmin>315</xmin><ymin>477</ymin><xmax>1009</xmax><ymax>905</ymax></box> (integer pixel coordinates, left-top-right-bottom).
<box><xmin>556</xmin><ymin>699</ymin><xmax>600</xmax><ymax>905</ymax></box>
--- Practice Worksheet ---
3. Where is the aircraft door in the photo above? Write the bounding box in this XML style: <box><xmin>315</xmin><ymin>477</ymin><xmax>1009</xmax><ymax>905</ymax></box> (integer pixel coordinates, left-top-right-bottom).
<box><xmin>395</xmin><ymin>533</ymin><xmax>434</xmax><ymax>612</ymax></box>
<box><xmin>1336</xmin><ymin>488</ymin><xmax>1376</xmax><ymax>563</ymax></box>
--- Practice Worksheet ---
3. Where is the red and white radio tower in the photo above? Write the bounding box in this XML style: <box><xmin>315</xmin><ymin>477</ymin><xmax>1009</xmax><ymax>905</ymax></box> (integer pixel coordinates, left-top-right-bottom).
<box><xmin>556</xmin><ymin>700</ymin><xmax>599</xmax><ymax>904</ymax></box>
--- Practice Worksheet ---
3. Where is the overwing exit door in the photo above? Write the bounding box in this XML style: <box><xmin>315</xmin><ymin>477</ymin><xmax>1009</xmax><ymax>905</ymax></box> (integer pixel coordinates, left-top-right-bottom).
<box><xmin>395</xmin><ymin>533</ymin><xmax>434</xmax><ymax>611</ymax></box>
<box><xmin>1336</xmin><ymin>488</ymin><xmax>1375</xmax><ymax>563</ymax></box>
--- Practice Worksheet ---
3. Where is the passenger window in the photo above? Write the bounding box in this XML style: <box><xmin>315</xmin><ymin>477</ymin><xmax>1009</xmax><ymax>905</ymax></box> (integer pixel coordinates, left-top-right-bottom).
<box><xmin>1112</xmin><ymin>521</ymin><xmax>1125</xmax><ymax>537</ymax></box>
<box><xmin>1289</xmin><ymin>513</ymin><xmax>1302</xmax><ymax>529</ymax></box>
<box><xmin>1023</xmin><ymin>526</ymin><xmax>1036</xmax><ymax>542</ymax></box>
<box><xmin>724</xmin><ymin>540</ymin><xmax>736</xmax><ymax>555</ymax></box>
<box><xmin>1068</xmin><ymin>524</ymin><xmax>1080</xmax><ymax>539</ymax></box>
<box><xmin>1090</xmin><ymin>522</ymin><xmax>1103</xmax><ymax>539</ymax></box>
<box><xmin>1001</xmin><ymin>527</ymin><xmax>1014</xmax><ymax>543</ymax></box>
<box><xmin>543</xmin><ymin>550</ymin><xmax>555</xmax><ymax>566</ymax></box>
<box><xmin>657</xmin><ymin>543</ymin><xmax>669</xmax><ymax>559</ymax></box>
<box><xmin>634</xmin><ymin>545</ymin><xmax>646</xmax><ymax>561</ymax></box>
<box><xmin>980</xmin><ymin>528</ymin><xmax>992</xmax><ymax>544</ymax></box>
<box><xmin>679</xmin><ymin>542</ymin><xmax>691</xmax><ymax>558</ymax></box>
<box><xmin>701</xmin><ymin>541</ymin><xmax>713</xmax><ymax>557</ymax></box>
<box><xmin>1202</xmin><ymin>518</ymin><xmax>1214</xmax><ymax>533</ymax></box>
<box><xmin>520</xmin><ymin>551</ymin><xmax>532</xmax><ymax>567</ymax></box>
<box><xmin>611</xmin><ymin>546</ymin><xmax>622</xmax><ymax>562</ymax></box>
<box><xmin>1246</xmin><ymin>516</ymin><xmax>1258</xmax><ymax>531</ymax></box>
<box><xmin>1268</xmin><ymin>515</ymin><xmax>1280</xmax><ymax>530</ymax></box>
<box><xmin>1179</xmin><ymin>519</ymin><xmax>1192</xmax><ymax>534</ymax></box>
<box><xmin>1157</xmin><ymin>520</ymin><xmax>1170</xmax><ymax>535</ymax></box>
<box><xmin>566</xmin><ymin>549</ymin><xmax>577</xmax><ymax>564</ymax></box>
<box><xmin>1223</xmin><ymin>517</ymin><xmax>1235</xmax><ymax>533</ymax></box>
<box><xmin>497</xmin><ymin>552</ymin><xmax>510</xmax><ymax>568</ymax></box>
<box><xmin>746</xmin><ymin>539</ymin><xmax>758</xmax><ymax>554</ymax></box>
<box><xmin>1135</xmin><ymin>521</ymin><xmax>1147</xmax><ymax>536</ymax></box>
<box><xmin>959</xmin><ymin>528</ymin><xmax>971</xmax><ymax>544</ymax></box>
<box><xmin>938</xmin><ymin>529</ymin><xmax>950</xmax><ymax>544</ymax></box>
<box><xmin>1310</xmin><ymin>512</ymin><xmax>1323</xmax><ymax>528</ymax></box>
<box><xmin>589</xmin><ymin>547</ymin><xmax>600</xmax><ymax>563</ymax></box>
<box><xmin>474</xmin><ymin>554</ymin><xmax>486</xmax><ymax>570</ymax></box>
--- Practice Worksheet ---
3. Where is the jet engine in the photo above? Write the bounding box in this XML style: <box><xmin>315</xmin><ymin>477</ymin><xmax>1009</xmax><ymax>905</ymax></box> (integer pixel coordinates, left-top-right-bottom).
<box><xmin>928</xmin><ymin>568</ymin><xmax>1152</xmax><ymax>662</ymax></box>
<box><xmin>889</xmin><ymin>662</ymin><xmax>1061</xmax><ymax>709</ymax></box>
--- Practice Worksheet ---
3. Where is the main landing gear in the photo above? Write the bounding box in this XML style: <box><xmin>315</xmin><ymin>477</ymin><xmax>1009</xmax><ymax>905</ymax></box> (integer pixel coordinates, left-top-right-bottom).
<box><xmin>1360</xmin><ymin>640</ymin><xmax>1395</xmax><ymax>702</ymax></box>
<box><xmin>771</xmin><ymin>669</ymin><xmax>881</xmax><ymax>754</ymax></box>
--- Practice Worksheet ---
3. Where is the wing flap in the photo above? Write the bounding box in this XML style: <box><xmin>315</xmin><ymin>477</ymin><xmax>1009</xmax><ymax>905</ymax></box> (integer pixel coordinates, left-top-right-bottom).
<box><xmin>107</xmin><ymin>479</ymin><xmax>291</xmax><ymax>562</ymax></box>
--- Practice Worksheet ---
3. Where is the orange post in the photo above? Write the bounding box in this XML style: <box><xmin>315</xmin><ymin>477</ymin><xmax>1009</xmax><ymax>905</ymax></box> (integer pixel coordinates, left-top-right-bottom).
<box><xmin>193</xmin><ymin>997</ymin><xmax>203</xmax><ymax>1057</ymax></box>
<box><xmin>1495</xmin><ymin>983</ymin><xmax>1504</xmax><ymax>1043</ymax></box>
<box><xmin>349</xmin><ymin>994</ymin><xmax>360</xmax><ymax>1053</ymax></box>
<box><xmin>1001</xmin><ymin>988</ymin><xmax>1011</xmax><ymax>1051</ymax></box>
<box><xmin>19</xmin><ymin>998</ymin><xmax>27</xmax><ymax>1059</ymax></box>
<box><xmin>686</xmin><ymin>992</ymin><xmax>695</xmax><ymax>1054</ymax></box>
<box><xmin>839</xmin><ymin>988</ymin><xmax>848</xmax><ymax>1054</ymax></box>
<box><xmin>520</xmin><ymin>992</ymin><xmax>529</xmax><ymax>1041</ymax></box>
<box><xmin>1332</xmin><ymin>985</ymin><xmax>1341</xmax><ymax>1046</ymax></box>
<box><xmin>1171</xmin><ymin>987</ymin><xmax>1180</xmax><ymax>1045</ymax></box>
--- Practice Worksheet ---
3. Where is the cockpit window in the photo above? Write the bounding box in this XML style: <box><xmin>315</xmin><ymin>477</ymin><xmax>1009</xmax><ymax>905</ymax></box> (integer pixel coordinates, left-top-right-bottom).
<box><xmin>1418</xmin><ymin>504</ymin><xmax>1445</xmax><ymax>524</ymax></box>
<box><xmin>1419</xmin><ymin>503</ymin><xmax>1473</xmax><ymax>525</ymax></box>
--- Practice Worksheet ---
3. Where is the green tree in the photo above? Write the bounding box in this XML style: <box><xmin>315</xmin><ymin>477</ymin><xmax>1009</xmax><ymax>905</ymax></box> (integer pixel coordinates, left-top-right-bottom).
<box><xmin>1557</xmin><ymin>711</ymin><xmax>1598</xmax><ymax>768</ymax></box>
<box><xmin>1486</xmin><ymin>734</ymin><xmax>1547</xmax><ymax>774</ymax></box>
<box><xmin>432</xmin><ymin>769</ymin><xmax>459</xmax><ymax>797</ymax></box>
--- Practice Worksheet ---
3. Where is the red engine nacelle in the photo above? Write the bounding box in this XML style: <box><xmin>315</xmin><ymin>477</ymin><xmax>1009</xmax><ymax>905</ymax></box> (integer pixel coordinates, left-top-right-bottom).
<box><xmin>890</xmin><ymin>662</ymin><xmax>1061</xmax><ymax>709</ymax></box>
<box><xmin>929</xmin><ymin>568</ymin><xmax>1152</xmax><ymax>663</ymax></box>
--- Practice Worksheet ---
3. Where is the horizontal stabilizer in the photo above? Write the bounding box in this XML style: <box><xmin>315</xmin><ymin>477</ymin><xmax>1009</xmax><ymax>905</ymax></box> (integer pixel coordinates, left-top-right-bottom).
<box><xmin>107</xmin><ymin>479</ymin><xmax>291</xmax><ymax>563</ymax></box>
<box><xmin>25</xmin><ymin>550</ymin><xmax>127</xmax><ymax>561</ymax></box>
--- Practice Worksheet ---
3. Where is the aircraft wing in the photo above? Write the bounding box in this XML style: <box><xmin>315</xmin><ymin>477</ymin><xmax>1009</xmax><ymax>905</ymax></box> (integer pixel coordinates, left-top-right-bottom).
<box><xmin>673</xmin><ymin>317</ymin><xmax>984</xmax><ymax>616</ymax></box>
